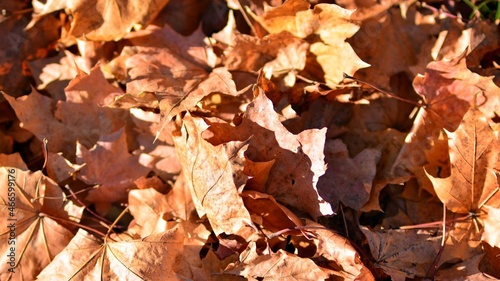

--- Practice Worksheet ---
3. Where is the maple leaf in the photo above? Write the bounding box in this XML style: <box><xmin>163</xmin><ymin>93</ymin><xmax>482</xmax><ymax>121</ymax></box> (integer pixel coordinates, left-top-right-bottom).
<box><xmin>424</xmin><ymin>104</ymin><xmax>499</xmax><ymax>263</ymax></box>
<box><xmin>427</xmin><ymin>105</ymin><xmax>500</xmax><ymax>215</ymax></box>
<box><xmin>0</xmin><ymin>167</ymin><xmax>80</xmax><ymax>280</ymax></box>
<box><xmin>33</xmin><ymin>0</ymin><xmax>170</xmax><ymax>41</ymax></box>
<box><xmin>46</xmin><ymin>152</ymin><xmax>84</xmax><ymax>183</ymax></box>
<box><xmin>304</xmin><ymin>219</ymin><xmax>374</xmax><ymax>280</ymax></box>
<box><xmin>36</xmin><ymin>226</ymin><xmax>194</xmax><ymax>280</ymax></box>
<box><xmin>249</xmin><ymin>0</ymin><xmax>369</xmax><ymax>85</ymax></box>
<box><xmin>434</xmin><ymin>252</ymin><xmax>494</xmax><ymax>281</ymax></box>
<box><xmin>241</xmin><ymin>190</ymin><xmax>305</xmax><ymax>235</ymax></box>
<box><xmin>349</xmin><ymin>6</ymin><xmax>437</xmax><ymax>90</ymax></box>
<box><xmin>393</xmin><ymin>52</ymin><xmax>500</xmax><ymax>177</ymax></box>
<box><xmin>76</xmin><ymin>128</ymin><xmax>151</xmax><ymax>204</ymax></box>
<box><xmin>28</xmin><ymin>50</ymin><xmax>86</xmax><ymax>101</ymax></box>
<box><xmin>361</xmin><ymin>227</ymin><xmax>442</xmax><ymax>280</ymax></box>
<box><xmin>205</xmin><ymin>89</ymin><xmax>333</xmax><ymax>218</ymax></box>
<box><xmin>2</xmin><ymin>65</ymin><xmax>127</xmax><ymax>160</ymax></box>
<box><xmin>0</xmin><ymin>2</ymin><xmax>61</xmax><ymax>97</ymax></box>
<box><xmin>225</xmin><ymin>249</ymin><xmax>330</xmax><ymax>280</ymax></box>
<box><xmin>128</xmin><ymin>186</ymin><xmax>195</xmax><ymax>237</ymax></box>
<box><xmin>121</xmin><ymin>24</ymin><xmax>238</xmax><ymax>126</ymax></box>
<box><xmin>173</xmin><ymin>113</ymin><xmax>258</xmax><ymax>240</ymax></box>
<box><xmin>318</xmin><ymin>138</ymin><xmax>380</xmax><ymax>211</ymax></box>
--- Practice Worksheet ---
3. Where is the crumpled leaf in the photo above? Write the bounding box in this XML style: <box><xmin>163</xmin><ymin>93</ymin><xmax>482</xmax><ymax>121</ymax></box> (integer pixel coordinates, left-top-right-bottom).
<box><xmin>123</xmin><ymin>24</ymin><xmax>238</xmax><ymax>125</ymax></box>
<box><xmin>205</xmin><ymin>89</ymin><xmax>332</xmax><ymax>218</ymax></box>
<box><xmin>241</xmin><ymin>190</ymin><xmax>304</xmax><ymax>235</ymax></box>
<box><xmin>33</xmin><ymin>0</ymin><xmax>171</xmax><ymax>41</ymax></box>
<box><xmin>434</xmin><ymin>253</ymin><xmax>492</xmax><ymax>281</ymax></box>
<box><xmin>128</xmin><ymin>186</ymin><xmax>195</xmax><ymax>237</ymax></box>
<box><xmin>0</xmin><ymin>167</ymin><xmax>78</xmax><ymax>280</ymax></box>
<box><xmin>250</xmin><ymin>0</ymin><xmax>369</xmax><ymax>85</ymax></box>
<box><xmin>307</xmin><ymin>219</ymin><xmax>374</xmax><ymax>280</ymax></box>
<box><xmin>173</xmin><ymin>113</ymin><xmax>257</xmax><ymax>239</ymax></box>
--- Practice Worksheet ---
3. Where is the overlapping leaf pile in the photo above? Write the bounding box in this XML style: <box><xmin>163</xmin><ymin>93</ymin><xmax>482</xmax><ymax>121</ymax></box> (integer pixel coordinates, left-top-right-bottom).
<box><xmin>1</xmin><ymin>0</ymin><xmax>499</xmax><ymax>280</ymax></box>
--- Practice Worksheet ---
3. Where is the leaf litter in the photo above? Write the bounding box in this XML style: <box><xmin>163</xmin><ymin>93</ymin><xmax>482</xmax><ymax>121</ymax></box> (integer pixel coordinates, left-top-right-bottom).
<box><xmin>0</xmin><ymin>0</ymin><xmax>499</xmax><ymax>280</ymax></box>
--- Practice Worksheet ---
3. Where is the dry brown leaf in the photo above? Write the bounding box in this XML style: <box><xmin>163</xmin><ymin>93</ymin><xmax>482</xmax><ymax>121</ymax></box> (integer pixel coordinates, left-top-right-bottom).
<box><xmin>34</xmin><ymin>0</ymin><xmax>170</xmax><ymax>41</ymax></box>
<box><xmin>483</xmin><ymin>206</ymin><xmax>500</xmax><ymax>248</ymax></box>
<box><xmin>249</xmin><ymin>0</ymin><xmax>369</xmax><ymax>85</ymax></box>
<box><xmin>241</xmin><ymin>190</ymin><xmax>304</xmax><ymax>235</ymax></box>
<box><xmin>0</xmin><ymin>153</ymin><xmax>27</xmax><ymax>170</ymax></box>
<box><xmin>262</xmin><ymin>40</ymin><xmax>309</xmax><ymax>87</ymax></box>
<box><xmin>427</xmin><ymin>104</ymin><xmax>500</xmax><ymax>214</ymax></box>
<box><xmin>46</xmin><ymin>152</ymin><xmax>83</xmax><ymax>183</ymax></box>
<box><xmin>122</xmin><ymin>24</ymin><xmax>237</xmax><ymax>125</ymax></box>
<box><xmin>36</xmin><ymin>227</ymin><xmax>191</xmax><ymax>280</ymax></box>
<box><xmin>423</xmin><ymin>105</ymin><xmax>499</xmax><ymax>266</ymax></box>
<box><xmin>0</xmin><ymin>168</ymin><xmax>78</xmax><ymax>280</ymax></box>
<box><xmin>0</xmin><ymin>3</ymin><xmax>61</xmax><ymax>97</ymax></box>
<box><xmin>306</xmin><ymin>219</ymin><xmax>374</xmax><ymax>280</ymax></box>
<box><xmin>318</xmin><ymin>138</ymin><xmax>380</xmax><ymax>211</ymax></box>
<box><xmin>434</xmin><ymin>253</ymin><xmax>493</xmax><ymax>281</ymax></box>
<box><xmin>242</xmin><ymin>158</ymin><xmax>275</xmax><ymax>193</ymax></box>
<box><xmin>3</xmin><ymin>65</ymin><xmax>127</xmax><ymax>160</ymax></box>
<box><xmin>173</xmin><ymin>113</ymin><xmax>257</xmax><ymax>239</ymax></box>
<box><xmin>28</xmin><ymin>50</ymin><xmax>87</xmax><ymax>101</ymax></box>
<box><xmin>76</xmin><ymin>128</ymin><xmax>151</xmax><ymax>204</ymax></box>
<box><xmin>350</xmin><ymin>6</ymin><xmax>437</xmax><ymax>90</ymax></box>
<box><xmin>128</xmin><ymin>186</ymin><xmax>195</xmax><ymax>237</ymax></box>
<box><xmin>393</xmin><ymin>51</ymin><xmax>500</xmax><ymax>178</ymax></box>
<box><xmin>361</xmin><ymin>226</ymin><xmax>441</xmax><ymax>280</ymax></box>
<box><xmin>225</xmin><ymin>249</ymin><xmax>330</xmax><ymax>280</ymax></box>
<box><xmin>205</xmin><ymin>89</ymin><xmax>332</xmax><ymax>218</ymax></box>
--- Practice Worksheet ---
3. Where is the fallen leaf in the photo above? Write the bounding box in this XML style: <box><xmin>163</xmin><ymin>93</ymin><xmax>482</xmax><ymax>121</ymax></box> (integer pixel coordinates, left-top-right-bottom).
<box><xmin>225</xmin><ymin>249</ymin><xmax>330</xmax><ymax>280</ymax></box>
<box><xmin>361</xmin><ymin>226</ymin><xmax>441</xmax><ymax>280</ymax></box>
<box><xmin>76</xmin><ymin>128</ymin><xmax>151</xmax><ymax>203</ymax></box>
<box><xmin>35</xmin><ymin>0</ymin><xmax>170</xmax><ymax>41</ymax></box>
<box><xmin>0</xmin><ymin>167</ymin><xmax>78</xmax><ymax>280</ymax></box>
<box><xmin>173</xmin><ymin>113</ymin><xmax>257</xmax><ymax>239</ymax></box>
<box><xmin>318</xmin><ymin>138</ymin><xmax>380</xmax><ymax>211</ymax></box>
<box><xmin>427</xmin><ymin>104</ymin><xmax>500</xmax><ymax>214</ymax></box>
<box><xmin>36</xmin><ymin>227</ymin><xmax>191</xmax><ymax>280</ymax></box>
<box><xmin>250</xmin><ymin>0</ymin><xmax>369</xmax><ymax>85</ymax></box>
<box><xmin>306</xmin><ymin>219</ymin><xmax>374</xmax><ymax>280</ymax></box>
<box><xmin>205</xmin><ymin>89</ymin><xmax>332</xmax><ymax>218</ymax></box>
